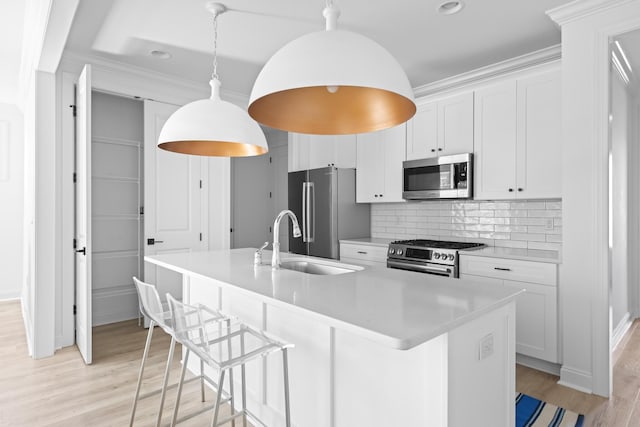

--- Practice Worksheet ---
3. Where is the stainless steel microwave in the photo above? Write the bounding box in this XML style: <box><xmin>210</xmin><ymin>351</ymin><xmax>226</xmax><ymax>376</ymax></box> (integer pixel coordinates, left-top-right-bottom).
<box><xmin>402</xmin><ymin>153</ymin><xmax>473</xmax><ymax>200</ymax></box>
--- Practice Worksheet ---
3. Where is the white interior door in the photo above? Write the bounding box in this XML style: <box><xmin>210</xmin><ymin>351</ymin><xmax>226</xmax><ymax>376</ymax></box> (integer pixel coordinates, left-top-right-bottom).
<box><xmin>143</xmin><ymin>100</ymin><xmax>206</xmax><ymax>303</ymax></box>
<box><xmin>75</xmin><ymin>65</ymin><xmax>92</xmax><ymax>364</ymax></box>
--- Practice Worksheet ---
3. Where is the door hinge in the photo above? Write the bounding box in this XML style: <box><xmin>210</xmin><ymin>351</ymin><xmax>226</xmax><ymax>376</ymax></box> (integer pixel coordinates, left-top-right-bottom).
<box><xmin>230</xmin><ymin>228</ymin><xmax>233</xmax><ymax>233</ymax></box>
<box><xmin>73</xmin><ymin>305</ymin><xmax>77</xmax><ymax>315</ymax></box>
<box><xmin>73</xmin><ymin>238</ymin><xmax>77</xmax><ymax>249</ymax></box>
<box><xmin>73</xmin><ymin>172</ymin><xmax>77</xmax><ymax>183</ymax></box>
<box><xmin>70</xmin><ymin>104</ymin><xmax>76</xmax><ymax>117</ymax></box>
<box><xmin>139</xmin><ymin>206</ymin><xmax>144</xmax><ymax>215</ymax></box>
<box><xmin>199</xmin><ymin>180</ymin><xmax>203</xmax><ymax>189</ymax></box>
<box><xmin>199</xmin><ymin>232</ymin><xmax>203</xmax><ymax>241</ymax></box>
<box><xmin>269</xmin><ymin>191</ymin><xmax>272</xmax><ymax>198</ymax></box>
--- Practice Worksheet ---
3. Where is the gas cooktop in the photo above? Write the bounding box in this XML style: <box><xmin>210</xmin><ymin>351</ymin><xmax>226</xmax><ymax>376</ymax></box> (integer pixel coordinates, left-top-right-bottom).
<box><xmin>390</xmin><ymin>239</ymin><xmax>485</xmax><ymax>251</ymax></box>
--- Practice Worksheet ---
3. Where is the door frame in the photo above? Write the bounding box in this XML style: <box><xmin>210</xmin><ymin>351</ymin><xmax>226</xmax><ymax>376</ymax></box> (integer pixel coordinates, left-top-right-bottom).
<box><xmin>56</xmin><ymin>56</ymin><xmax>237</xmax><ymax>350</ymax></box>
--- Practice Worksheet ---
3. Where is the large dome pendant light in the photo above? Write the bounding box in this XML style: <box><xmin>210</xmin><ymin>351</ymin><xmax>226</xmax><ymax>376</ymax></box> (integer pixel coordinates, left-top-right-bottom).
<box><xmin>158</xmin><ymin>2</ymin><xmax>268</xmax><ymax>157</ymax></box>
<box><xmin>248</xmin><ymin>0</ymin><xmax>416</xmax><ymax>135</ymax></box>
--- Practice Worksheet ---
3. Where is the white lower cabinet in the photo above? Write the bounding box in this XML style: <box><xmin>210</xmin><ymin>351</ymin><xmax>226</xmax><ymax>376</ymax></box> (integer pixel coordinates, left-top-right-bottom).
<box><xmin>460</xmin><ymin>255</ymin><xmax>559</xmax><ymax>363</ymax></box>
<box><xmin>339</xmin><ymin>242</ymin><xmax>388</xmax><ymax>266</ymax></box>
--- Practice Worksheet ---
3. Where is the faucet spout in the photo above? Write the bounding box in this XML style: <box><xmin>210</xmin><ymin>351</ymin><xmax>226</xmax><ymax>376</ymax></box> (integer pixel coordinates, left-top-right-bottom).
<box><xmin>272</xmin><ymin>209</ymin><xmax>302</xmax><ymax>269</ymax></box>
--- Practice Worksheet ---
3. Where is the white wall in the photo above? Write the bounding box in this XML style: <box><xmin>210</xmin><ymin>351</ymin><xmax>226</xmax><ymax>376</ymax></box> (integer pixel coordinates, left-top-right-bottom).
<box><xmin>0</xmin><ymin>103</ymin><xmax>24</xmax><ymax>300</ymax></box>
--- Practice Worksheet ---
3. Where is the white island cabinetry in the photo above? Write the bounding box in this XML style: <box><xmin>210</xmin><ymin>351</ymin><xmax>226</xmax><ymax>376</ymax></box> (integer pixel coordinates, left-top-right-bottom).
<box><xmin>147</xmin><ymin>249</ymin><xmax>519</xmax><ymax>427</ymax></box>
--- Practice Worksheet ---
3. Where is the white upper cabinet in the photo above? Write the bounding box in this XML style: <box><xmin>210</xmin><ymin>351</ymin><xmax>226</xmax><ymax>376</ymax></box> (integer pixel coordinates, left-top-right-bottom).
<box><xmin>516</xmin><ymin>70</ymin><xmax>562</xmax><ymax>199</ymax></box>
<box><xmin>356</xmin><ymin>124</ymin><xmax>406</xmax><ymax>203</ymax></box>
<box><xmin>288</xmin><ymin>133</ymin><xmax>357</xmax><ymax>172</ymax></box>
<box><xmin>474</xmin><ymin>69</ymin><xmax>561</xmax><ymax>200</ymax></box>
<box><xmin>474</xmin><ymin>81</ymin><xmax>518</xmax><ymax>199</ymax></box>
<box><xmin>406</xmin><ymin>92</ymin><xmax>474</xmax><ymax>160</ymax></box>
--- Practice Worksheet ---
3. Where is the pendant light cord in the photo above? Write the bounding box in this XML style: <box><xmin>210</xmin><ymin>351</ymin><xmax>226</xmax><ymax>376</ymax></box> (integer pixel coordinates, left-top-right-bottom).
<box><xmin>212</xmin><ymin>12</ymin><xmax>219</xmax><ymax>81</ymax></box>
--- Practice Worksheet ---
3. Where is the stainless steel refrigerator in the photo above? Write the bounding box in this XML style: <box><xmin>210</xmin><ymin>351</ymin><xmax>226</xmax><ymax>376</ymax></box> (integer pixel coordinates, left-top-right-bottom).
<box><xmin>288</xmin><ymin>167</ymin><xmax>370</xmax><ymax>260</ymax></box>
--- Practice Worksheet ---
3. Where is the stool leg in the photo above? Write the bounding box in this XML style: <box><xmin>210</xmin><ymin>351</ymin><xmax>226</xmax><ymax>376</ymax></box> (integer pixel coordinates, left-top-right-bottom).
<box><xmin>226</xmin><ymin>319</ymin><xmax>236</xmax><ymax>427</ymax></box>
<box><xmin>156</xmin><ymin>336</ymin><xmax>176</xmax><ymax>427</ymax></box>
<box><xmin>129</xmin><ymin>320</ymin><xmax>156</xmax><ymax>427</ymax></box>
<box><xmin>171</xmin><ymin>348</ymin><xmax>190</xmax><ymax>427</ymax></box>
<box><xmin>241</xmin><ymin>331</ymin><xmax>247</xmax><ymax>427</ymax></box>
<box><xmin>282</xmin><ymin>348</ymin><xmax>291</xmax><ymax>427</ymax></box>
<box><xmin>210</xmin><ymin>369</ymin><xmax>226</xmax><ymax>427</ymax></box>
<box><xmin>200</xmin><ymin>358</ymin><xmax>206</xmax><ymax>402</ymax></box>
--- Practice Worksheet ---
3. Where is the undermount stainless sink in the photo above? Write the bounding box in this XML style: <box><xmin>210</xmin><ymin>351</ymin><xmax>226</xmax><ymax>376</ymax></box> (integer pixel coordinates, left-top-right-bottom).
<box><xmin>279</xmin><ymin>258</ymin><xmax>363</xmax><ymax>275</ymax></box>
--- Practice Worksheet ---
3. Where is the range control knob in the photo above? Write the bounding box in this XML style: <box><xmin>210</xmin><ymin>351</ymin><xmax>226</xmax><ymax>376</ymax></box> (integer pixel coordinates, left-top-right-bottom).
<box><xmin>389</xmin><ymin>248</ymin><xmax>396</xmax><ymax>255</ymax></box>
<box><xmin>448</xmin><ymin>254</ymin><xmax>455</xmax><ymax>261</ymax></box>
<box><xmin>433</xmin><ymin>253</ymin><xmax>441</xmax><ymax>259</ymax></box>
<box><xmin>397</xmin><ymin>249</ymin><xmax>403</xmax><ymax>255</ymax></box>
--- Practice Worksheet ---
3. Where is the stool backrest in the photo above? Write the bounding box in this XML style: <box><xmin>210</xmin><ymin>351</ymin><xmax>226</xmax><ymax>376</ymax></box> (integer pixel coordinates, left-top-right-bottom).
<box><xmin>166</xmin><ymin>294</ymin><xmax>209</xmax><ymax>355</ymax></box>
<box><xmin>133</xmin><ymin>277</ymin><xmax>165</xmax><ymax>326</ymax></box>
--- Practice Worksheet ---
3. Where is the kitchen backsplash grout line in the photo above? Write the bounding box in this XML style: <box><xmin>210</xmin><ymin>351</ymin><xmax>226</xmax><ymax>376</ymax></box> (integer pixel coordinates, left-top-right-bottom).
<box><xmin>371</xmin><ymin>199</ymin><xmax>562</xmax><ymax>251</ymax></box>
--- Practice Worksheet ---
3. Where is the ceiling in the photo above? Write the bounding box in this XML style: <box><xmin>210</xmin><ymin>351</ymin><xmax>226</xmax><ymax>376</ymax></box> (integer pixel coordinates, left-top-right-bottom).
<box><xmin>63</xmin><ymin>0</ymin><xmax>570</xmax><ymax>96</ymax></box>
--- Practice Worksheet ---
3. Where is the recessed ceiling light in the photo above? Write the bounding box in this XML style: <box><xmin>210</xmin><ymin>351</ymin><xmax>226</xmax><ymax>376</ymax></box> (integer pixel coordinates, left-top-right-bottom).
<box><xmin>437</xmin><ymin>1</ymin><xmax>464</xmax><ymax>15</ymax></box>
<box><xmin>150</xmin><ymin>50</ymin><xmax>172</xmax><ymax>60</ymax></box>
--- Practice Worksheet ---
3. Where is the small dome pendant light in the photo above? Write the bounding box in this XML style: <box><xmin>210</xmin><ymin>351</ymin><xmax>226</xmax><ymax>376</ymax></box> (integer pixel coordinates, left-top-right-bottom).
<box><xmin>248</xmin><ymin>0</ymin><xmax>416</xmax><ymax>135</ymax></box>
<box><xmin>158</xmin><ymin>2</ymin><xmax>268</xmax><ymax>157</ymax></box>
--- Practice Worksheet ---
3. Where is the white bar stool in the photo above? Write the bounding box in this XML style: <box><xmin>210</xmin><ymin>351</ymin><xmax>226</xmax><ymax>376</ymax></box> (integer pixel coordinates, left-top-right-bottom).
<box><xmin>166</xmin><ymin>294</ymin><xmax>293</xmax><ymax>427</ymax></box>
<box><xmin>130</xmin><ymin>277</ymin><xmax>229</xmax><ymax>426</ymax></box>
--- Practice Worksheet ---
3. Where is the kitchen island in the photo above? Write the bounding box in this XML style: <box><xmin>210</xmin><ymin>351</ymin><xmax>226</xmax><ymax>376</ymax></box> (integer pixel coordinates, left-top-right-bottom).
<box><xmin>145</xmin><ymin>248</ymin><xmax>521</xmax><ymax>427</ymax></box>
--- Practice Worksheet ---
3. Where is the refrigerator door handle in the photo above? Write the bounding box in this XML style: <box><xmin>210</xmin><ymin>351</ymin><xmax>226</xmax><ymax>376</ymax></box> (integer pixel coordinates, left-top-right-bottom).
<box><xmin>302</xmin><ymin>183</ymin><xmax>308</xmax><ymax>243</ymax></box>
<box><xmin>308</xmin><ymin>182</ymin><xmax>315</xmax><ymax>243</ymax></box>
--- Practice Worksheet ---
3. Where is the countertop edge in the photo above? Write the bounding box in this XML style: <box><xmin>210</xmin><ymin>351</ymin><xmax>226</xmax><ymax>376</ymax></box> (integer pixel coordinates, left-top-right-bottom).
<box><xmin>146</xmin><ymin>254</ymin><xmax>522</xmax><ymax>351</ymax></box>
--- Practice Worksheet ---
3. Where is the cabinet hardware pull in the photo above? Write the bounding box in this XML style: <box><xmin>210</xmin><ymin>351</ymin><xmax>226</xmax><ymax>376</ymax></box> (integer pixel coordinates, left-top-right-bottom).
<box><xmin>517</xmin><ymin>188</ymin><xmax>523</xmax><ymax>192</ymax></box>
<box><xmin>438</xmin><ymin>148</ymin><xmax>442</xmax><ymax>151</ymax></box>
<box><xmin>508</xmin><ymin>188</ymin><xmax>514</xmax><ymax>192</ymax></box>
<box><xmin>357</xmin><ymin>251</ymin><xmax>368</xmax><ymax>254</ymax></box>
<box><xmin>431</xmin><ymin>149</ymin><xmax>436</xmax><ymax>152</ymax></box>
<box><xmin>494</xmin><ymin>267</ymin><xmax>511</xmax><ymax>271</ymax></box>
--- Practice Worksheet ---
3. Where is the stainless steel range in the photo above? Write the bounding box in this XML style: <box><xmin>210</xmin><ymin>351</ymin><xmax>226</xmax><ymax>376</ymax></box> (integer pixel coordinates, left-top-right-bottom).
<box><xmin>387</xmin><ymin>239</ymin><xmax>485</xmax><ymax>278</ymax></box>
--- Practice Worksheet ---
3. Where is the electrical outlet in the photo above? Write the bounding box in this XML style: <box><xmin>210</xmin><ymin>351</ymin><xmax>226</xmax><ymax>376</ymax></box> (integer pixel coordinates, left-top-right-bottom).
<box><xmin>545</xmin><ymin>218</ymin><xmax>554</xmax><ymax>231</ymax></box>
<box><xmin>479</xmin><ymin>333</ymin><xmax>494</xmax><ymax>360</ymax></box>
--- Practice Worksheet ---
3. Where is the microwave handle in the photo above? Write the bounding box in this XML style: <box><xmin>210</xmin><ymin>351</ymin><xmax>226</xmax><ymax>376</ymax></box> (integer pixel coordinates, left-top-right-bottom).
<box><xmin>450</xmin><ymin>165</ymin><xmax>456</xmax><ymax>190</ymax></box>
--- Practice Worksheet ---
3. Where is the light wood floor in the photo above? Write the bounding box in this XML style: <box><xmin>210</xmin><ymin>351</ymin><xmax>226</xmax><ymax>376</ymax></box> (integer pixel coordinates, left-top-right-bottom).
<box><xmin>0</xmin><ymin>300</ymin><xmax>241</xmax><ymax>426</ymax></box>
<box><xmin>516</xmin><ymin>320</ymin><xmax>640</xmax><ymax>426</ymax></box>
<box><xmin>2</xmin><ymin>299</ymin><xmax>640</xmax><ymax>426</ymax></box>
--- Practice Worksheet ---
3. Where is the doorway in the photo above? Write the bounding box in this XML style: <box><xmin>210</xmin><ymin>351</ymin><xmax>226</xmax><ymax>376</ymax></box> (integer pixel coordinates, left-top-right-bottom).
<box><xmin>610</xmin><ymin>30</ymin><xmax>640</xmax><ymax>354</ymax></box>
<box><xmin>90</xmin><ymin>91</ymin><xmax>144</xmax><ymax>326</ymax></box>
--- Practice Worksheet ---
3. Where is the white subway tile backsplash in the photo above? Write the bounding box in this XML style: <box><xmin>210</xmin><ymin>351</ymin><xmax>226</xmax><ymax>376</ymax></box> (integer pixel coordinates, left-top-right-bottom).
<box><xmin>371</xmin><ymin>198</ymin><xmax>562</xmax><ymax>251</ymax></box>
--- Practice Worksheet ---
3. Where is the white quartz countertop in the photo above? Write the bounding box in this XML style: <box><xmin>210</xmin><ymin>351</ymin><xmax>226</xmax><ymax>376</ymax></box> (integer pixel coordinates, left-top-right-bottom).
<box><xmin>460</xmin><ymin>246</ymin><xmax>561</xmax><ymax>264</ymax></box>
<box><xmin>339</xmin><ymin>237</ymin><xmax>394</xmax><ymax>248</ymax></box>
<box><xmin>145</xmin><ymin>248</ymin><xmax>522</xmax><ymax>350</ymax></box>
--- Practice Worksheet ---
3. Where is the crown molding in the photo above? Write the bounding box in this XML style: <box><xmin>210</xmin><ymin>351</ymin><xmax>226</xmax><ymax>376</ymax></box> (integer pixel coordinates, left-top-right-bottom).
<box><xmin>546</xmin><ymin>0</ymin><xmax>635</xmax><ymax>27</ymax></box>
<box><xmin>60</xmin><ymin>50</ymin><xmax>250</xmax><ymax>106</ymax></box>
<box><xmin>412</xmin><ymin>45</ymin><xmax>561</xmax><ymax>99</ymax></box>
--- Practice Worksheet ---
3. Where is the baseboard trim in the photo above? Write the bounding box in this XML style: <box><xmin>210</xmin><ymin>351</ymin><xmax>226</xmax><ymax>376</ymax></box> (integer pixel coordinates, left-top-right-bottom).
<box><xmin>558</xmin><ymin>366</ymin><xmax>593</xmax><ymax>394</ymax></box>
<box><xmin>612</xmin><ymin>312</ymin><xmax>633</xmax><ymax>351</ymax></box>
<box><xmin>516</xmin><ymin>354</ymin><xmax>561</xmax><ymax>376</ymax></box>
<box><xmin>93</xmin><ymin>286</ymin><xmax>139</xmax><ymax>326</ymax></box>
<box><xmin>20</xmin><ymin>297</ymin><xmax>33</xmax><ymax>357</ymax></box>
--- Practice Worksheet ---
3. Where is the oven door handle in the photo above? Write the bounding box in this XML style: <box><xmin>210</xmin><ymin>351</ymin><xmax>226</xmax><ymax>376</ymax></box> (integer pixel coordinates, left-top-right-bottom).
<box><xmin>387</xmin><ymin>259</ymin><xmax>454</xmax><ymax>276</ymax></box>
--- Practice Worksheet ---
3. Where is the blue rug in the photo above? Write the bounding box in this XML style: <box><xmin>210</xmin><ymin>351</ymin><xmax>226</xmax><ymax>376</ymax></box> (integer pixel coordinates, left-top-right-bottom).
<box><xmin>516</xmin><ymin>393</ymin><xmax>585</xmax><ymax>427</ymax></box>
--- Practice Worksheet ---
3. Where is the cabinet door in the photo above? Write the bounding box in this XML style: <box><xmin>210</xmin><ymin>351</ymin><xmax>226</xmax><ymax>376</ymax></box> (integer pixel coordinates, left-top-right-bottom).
<box><xmin>381</xmin><ymin>124</ymin><xmax>407</xmax><ymax>203</ymax></box>
<box><xmin>406</xmin><ymin>101</ymin><xmax>437</xmax><ymax>160</ymax></box>
<box><xmin>288</xmin><ymin>133</ymin><xmax>310</xmax><ymax>172</ymax></box>
<box><xmin>332</xmin><ymin>134</ymin><xmax>357</xmax><ymax>169</ymax></box>
<box><xmin>504</xmin><ymin>280</ymin><xmax>558</xmax><ymax>363</ymax></box>
<box><xmin>516</xmin><ymin>71</ymin><xmax>562</xmax><ymax>199</ymax></box>
<box><xmin>308</xmin><ymin>135</ymin><xmax>334</xmax><ymax>169</ymax></box>
<box><xmin>473</xmin><ymin>81</ymin><xmax>518</xmax><ymax>200</ymax></box>
<box><xmin>438</xmin><ymin>92</ymin><xmax>474</xmax><ymax>156</ymax></box>
<box><xmin>356</xmin><ymin>132</ymin><xmax>385</xmax><ymax>203</ymax></box>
